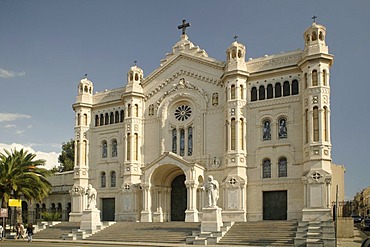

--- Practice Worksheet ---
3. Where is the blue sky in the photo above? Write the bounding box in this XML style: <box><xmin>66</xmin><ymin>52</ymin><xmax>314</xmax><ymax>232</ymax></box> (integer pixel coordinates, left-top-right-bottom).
<box><xmin>0</xmin><ymin>0</ymin><xmax>369</xmax><ymax>199</ymax></box>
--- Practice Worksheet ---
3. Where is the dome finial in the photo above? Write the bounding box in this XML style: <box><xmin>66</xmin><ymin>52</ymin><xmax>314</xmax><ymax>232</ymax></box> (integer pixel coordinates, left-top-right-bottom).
<box><xmin>233</xmin><ymin>35</ymin><xmax>238</xmax><ymax>42</ymax></box>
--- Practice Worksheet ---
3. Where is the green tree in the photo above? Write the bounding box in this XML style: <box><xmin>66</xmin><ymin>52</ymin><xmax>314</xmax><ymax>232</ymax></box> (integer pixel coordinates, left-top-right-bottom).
<box><xmin>58</xmin><ymin>139</ymin><xmax>75</xmax><ymax>171</ymax></box>
<box><xmin>0</xmin><ymin>148</ymin><xmax>52</xmax><ymax>222</ymax></box>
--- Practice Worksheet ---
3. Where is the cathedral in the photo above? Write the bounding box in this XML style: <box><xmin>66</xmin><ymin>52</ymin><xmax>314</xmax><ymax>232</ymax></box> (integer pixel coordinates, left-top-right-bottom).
<box><xmin>64</xmin><ymin>20</ymin><xmax>345</xmax><ymax>224</ymax></box>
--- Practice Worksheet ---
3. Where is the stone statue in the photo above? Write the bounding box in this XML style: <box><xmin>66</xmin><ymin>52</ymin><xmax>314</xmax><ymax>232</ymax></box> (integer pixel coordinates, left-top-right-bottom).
<box><xmin>203</xmin><ymin>175</ymin><xmax>219</xmax><ymax>208</ymax></box>
<box><xmin>85</xmin><ymin>184</ymin><xmax>97</xmax><ymax>210</ymax></box>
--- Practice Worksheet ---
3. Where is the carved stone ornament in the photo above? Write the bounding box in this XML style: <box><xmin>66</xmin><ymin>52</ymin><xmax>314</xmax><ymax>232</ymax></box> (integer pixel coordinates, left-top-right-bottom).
<box><xmin>70</xmin><ymin>185</ymin><xmax>85</xmax><ymax>196</ymax></box>
<box><xmin>210</xmin><ymin>157</ymin><xmax>221</xmax><ymax>168</ymax></box>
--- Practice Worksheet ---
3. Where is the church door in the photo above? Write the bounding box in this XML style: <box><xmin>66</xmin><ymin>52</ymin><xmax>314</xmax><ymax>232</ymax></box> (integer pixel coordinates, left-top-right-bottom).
<box><xmin>102</xmin><ymin>198</ymin><xmax>115</xmax><ymax>221</ymax></box>
<box><xmin>171</xmin><ymin>174</ymin><xmax>187</xmax><ymax>221</ymax></box>
<box><xmin>263</xmin><ymin>191</ymin><xmax>287</xmax><ymax>220</ymax></box>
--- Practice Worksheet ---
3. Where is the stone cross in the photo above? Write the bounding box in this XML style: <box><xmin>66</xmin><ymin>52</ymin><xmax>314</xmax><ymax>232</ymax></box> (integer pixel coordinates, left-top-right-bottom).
<box><xmin>312</xmin><ymin>15</ymin><xmax>317</xmax><ymax>23</ymax></box>
<box><xmin>178</xmin><ymin>19</ymin><xmax>191</xmax><ymax>35</ymax></box>
<box><xmin>233</xmin><ymin>35</ymin><xmax>238</xmax><ymax>42</ymax></box>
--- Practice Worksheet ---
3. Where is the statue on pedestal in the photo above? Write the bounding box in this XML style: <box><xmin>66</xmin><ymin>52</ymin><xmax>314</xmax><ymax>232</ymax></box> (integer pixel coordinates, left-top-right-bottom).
<box><xmin>204</xmin><ymin>175</ymin><xmax>219</xmax><ymax>208</ymax></box>
<box><xmin>85</xmin><ymin>184</ymin><xmax>97</xmax><ymax>210</ymax></box>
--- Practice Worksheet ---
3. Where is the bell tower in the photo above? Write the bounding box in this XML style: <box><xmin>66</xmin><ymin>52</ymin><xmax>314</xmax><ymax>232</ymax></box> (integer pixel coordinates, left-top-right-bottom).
<box><xmin>69</xmin><ymin>75</ymin><xmax>93</xmax><ymax>222</ymax></box>
<box><xmin>298</xmin><ymin>19</ymin><xmax>334</xmax><ymax>221</ymax></box>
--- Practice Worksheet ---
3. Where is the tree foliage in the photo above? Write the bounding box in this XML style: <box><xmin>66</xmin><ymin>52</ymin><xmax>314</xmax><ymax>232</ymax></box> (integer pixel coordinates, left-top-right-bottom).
<box><xmin>0</xmin><ymin>148</ymin><xmax>52</xmax><ymax>208</ymax></box>
<box><xmin>58</xmin><ymin>139</ymin><xmax>75</xmax><ymax>171</ymax></box>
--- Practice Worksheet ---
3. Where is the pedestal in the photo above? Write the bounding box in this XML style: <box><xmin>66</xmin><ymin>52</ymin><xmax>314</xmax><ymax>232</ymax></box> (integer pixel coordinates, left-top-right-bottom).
<box><xmin>201</xmin><ymin>207</ymin><xmax>223</xmax><ymax>232</ymax></box>
<box><xmin>80</xmin><ymin>209</ymin><xmax>102</xmax><ymax>233</ymax></box>
<box><xmin>302</xmin><ymin>208</ymin><xmax>332</xmax><ymax>222</ymax></box>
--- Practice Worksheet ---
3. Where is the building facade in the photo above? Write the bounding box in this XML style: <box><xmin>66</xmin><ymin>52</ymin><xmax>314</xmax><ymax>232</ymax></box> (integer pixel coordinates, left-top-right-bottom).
<box><xmin>65</xmin><ymin>21</ymin><xmax>345</xmax><ymax>224</ymax></box>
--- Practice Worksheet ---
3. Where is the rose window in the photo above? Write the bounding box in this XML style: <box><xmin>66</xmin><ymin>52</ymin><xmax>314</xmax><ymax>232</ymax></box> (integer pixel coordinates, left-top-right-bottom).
<box><xmin>174</xmin><ymin>105</ymin><xmax>192</xmax><ymax>121</ymax></box>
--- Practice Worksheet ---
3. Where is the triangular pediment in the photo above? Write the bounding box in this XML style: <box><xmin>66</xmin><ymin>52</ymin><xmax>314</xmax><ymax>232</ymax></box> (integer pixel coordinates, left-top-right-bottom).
<box><xmin>143</xmin><ymin>152</ymin><xmax>204</xmax><ymax>172</ymax></box>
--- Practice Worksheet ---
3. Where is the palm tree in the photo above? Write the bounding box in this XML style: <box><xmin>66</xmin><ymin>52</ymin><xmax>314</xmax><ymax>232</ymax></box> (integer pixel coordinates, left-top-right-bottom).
<box><xmin>0</xmin><ymin>148</ymin><xmax>52</xmax><ymax>224</ymax></box>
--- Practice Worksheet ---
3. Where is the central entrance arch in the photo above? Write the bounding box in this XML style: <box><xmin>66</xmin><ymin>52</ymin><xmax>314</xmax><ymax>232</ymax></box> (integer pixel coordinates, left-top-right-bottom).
<box><xmin>171</xmin><ymin>174</ymin><xmax>187</xmax><ymax>221</ymax></box>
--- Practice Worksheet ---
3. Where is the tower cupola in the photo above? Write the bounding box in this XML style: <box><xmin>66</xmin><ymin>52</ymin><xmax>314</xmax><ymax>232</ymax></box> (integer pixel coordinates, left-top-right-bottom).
<box><xmin>303</xmin><ymin>21</ymin><xmax>329</xmax><ymax>56</ymax></box>
<box><xmin>225</xmin><ymin>38</ymin><xmax>247</xmax><ymax>73</ymax></box>
<box><xmin>76</xmin><ymin>75</ymin><xmax>93</xmax><ymax>104</ymax></box>
<box><xmin>126</xmin><ymin>64</ymin><xmax>143</xmax><ymax>93</ymax></box>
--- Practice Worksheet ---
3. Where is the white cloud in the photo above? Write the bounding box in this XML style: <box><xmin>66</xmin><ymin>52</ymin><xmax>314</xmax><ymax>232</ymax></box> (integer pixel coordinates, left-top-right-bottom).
<box><xmin>0</xmin><ymin>143</ymin><xmax>60</xmax><ymax>170</ymax></box>
<box><xmin>15</xmin><ymin>130</ymin><xmax>25</xmax><ymax>135</ymax></box>
<box><xmin>0</xmin><ymin>68</ymin><xmax>25</xmax><ymax>78</ymax></box>
<box><xmin>4</xmin><ymin>124</ymin><xmax>16</xmax><ymax>128</ymax></box>
<box><xmin>0</xmin><ymin>113</ymin><xmax>31</xmax><ymax>123</ymax></box>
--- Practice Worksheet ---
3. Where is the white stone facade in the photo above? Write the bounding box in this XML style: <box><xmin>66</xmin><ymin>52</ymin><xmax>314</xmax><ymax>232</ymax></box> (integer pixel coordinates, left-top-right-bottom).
<box><xmin>66</xmin><ymin>21</ymin><xmax>345</xmax><ymax>223</ymax></box>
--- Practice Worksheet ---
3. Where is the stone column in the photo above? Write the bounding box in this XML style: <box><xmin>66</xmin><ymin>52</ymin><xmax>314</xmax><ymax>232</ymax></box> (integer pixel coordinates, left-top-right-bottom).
<box><xmin>185</xmin><ymin>180</ymin><xmax>199</xmax><ymax>222</ymax></box>
<box><xmin>140</xmin><ymin>184</ymin><xmax>152</xmax><ymax>222</ymax></box>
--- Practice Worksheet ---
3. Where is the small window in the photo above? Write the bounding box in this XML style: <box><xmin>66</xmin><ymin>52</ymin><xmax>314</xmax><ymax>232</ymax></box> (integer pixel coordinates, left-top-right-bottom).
<box><xmin>251</xmin><ymin>87</ymin><xmax>257</xmax><ymax>101</ymax></box>
<box><xmin>312</xmin><ymin>70</ymin><xmax>318</xmax><ymax>86</ymax></box>
<box><xmin>101</xmin><ymin>172</ymin><xmax>106</xmax><ymax>188</ymax></box>
<box><xmin>275</xmin><ymin>83</ymin><xmax>282</xmax><ymax>98</ymax></box>
<box><xmin>212</xmin><ymin>93</ymin><xmax>219</xmax><ymax>106</ymax></box>
<box><xmin>102</xmin><ymin>141</ymin><xmax>108</xmax><ymax>158</ymax></box>
<box><xmin>105</xmin><ymin>113</ymin><xmax>109</xmax><ymax>125</ymax></box>
<box><xmin>95</xmin><ymin>115</ymin><xmax>99</xmax><ymax>127</ymax></box>
<box><xmin>278</xmin><ymin>118</ymin><xmax>287</xmax><ymax>139</ymax></box>
<box><xmin>231</xmin><ymin>85</ymin><xmax>236</xmax><ymax>100</ymax></box>
<box><xmin>262</xmin><ymin>159</ymin><xmax>271</xmax><ymax>178</ymax></box>
<box><xmin>267</xmin><ymin>84</ymin><xmax>273</xmax><ymax>99</ymax></box>
<box><xmin>172</xmin><ymin>128</ymin><xmax>177</xmax><ymax>153</ymax></box>
<box><xmin>100</xmin><ymin>114</ymin><xmax>104</xmax><ymax>126</ymax></box>
<box><xmin>112</xmin><ymin>139</ymin><xmax>117</xmax><ymax>157</ymax></box>
<box><xmin>110</xmin><ymin>112</ymin><xmax>114</xmax><ymax>124</ymax></box>
<box><xmin>115</xmin><ymin>111</ymin><xmax>119</xmax><ymax>123</ymax></box>
<box><xmin>278</xmin><ymin>157</ymin><xmax>288</xmax><ymax>177</ymax></box>
<box><xmin>262</xmin><ymin>120</ymin><xmax>271</xmax><ymax>141</ymax></box>
<box><xmin>292</xmin><ymin>80</ymin><xmax>299</xmax><ymax>95</ymax></box>
<box><xmin>283</xmin><ymin>81</ymin><xmax>290</xmax><ymax>96</ymax></box>
<box><xmin>111</xmin><ymin>171</ymin><xmax>116</xmax><ymax>187</ymax></box>
<box><xmin>259</xmin><ymin>85</ymin><xmax>265</xmax><ymax>100</ymax></box>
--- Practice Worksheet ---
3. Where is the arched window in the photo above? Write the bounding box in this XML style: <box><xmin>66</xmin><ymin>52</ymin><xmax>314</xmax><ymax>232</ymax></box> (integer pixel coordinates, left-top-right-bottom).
<box><xmin>111</xmin><ymin>171</ymin><xmax>116</xmax><ymax>187</ymax></box>
<box><xmin>105</xmin><ymin>113</ymin><xmax>109</xmax><ymax>125</ymax></box>
<box><xmin>278</xmin><ymin>157</ymin><xmax>288</xmax><ymax>177</ymax></box>
<box><xmin>115</xmin><ymin>111</ymin><xmax>119</xmax><ymax>123</ymax></box>
<box><xmin>275</xmin><ymin>83</ymin><xmax>282</xmax><ymax>98</ymax></box>
<box><xmin>84</xmin><ymin>114</ymin><xmax>88</xmax><ymax>126</ymax></box>
<box><xmin>312</xmin><ymin>31</ymin><xmax>317</xmax><ymax>41</ymax></box>
<box><xmin>134</xmin><ymin>104</ymin><xmax>139</xmax><ymax>117</ymax></box>
<box><xmin>262</xmin><ymin>119</ymin><xmax>271</xmax><ymax>141</ymax></box>
<box><xmin>239</xmin><ymin>118</ymin><xmax>244</xmax><ymax>150</ymax></box>
<box><xmin>127</xmin><ymin>134</ymin><xmax>131</xmax><ymax>160</ymax></box>
<box><xmin>112</xmin><ymin>139</ymin><xmax>117</xmax><ymax>157</ymax></box>
<box><xmin>231</xmin><ymin>118</ymin><xmax>236</xmax><ymax>150</ymax></box>
<box><xmin>172</xmin><ymin>128</ymin><xmax>177</xmax><ymax>153</ymax></box>
<box><xmin>134</xmin><ymin>133</ymin><xmax>138</xmax><ymax>160</ymax></box>
<box><xmin>95</xmin><ymin>115</ymin><xmax>99</xmax><ymax>127</ymax></box>
<box><xmin>313</xmin><ymin>107</ymin><xmax>319</xmax><ymax>142</ymax></box>
<box><xmin>188</xmin><ymin>126</ymin><xmax>193</xmax><ymax>156</ymax></box>
<box><xmin>120</xmin><ymin>110</ymin><xmax>124</xmax><ymax>122</ymax></box>
<box><xmin>262</xmin><ymin>159</ymin><xmax>271</xmax><ymax>178</ymax></box>
<box><xmin>102</xmin><ymin>141</ymin><xmax>108</xmax><ymax>158</ymax></box>
<box><xmin>77</xmin><ymin>113</ymin><xmax>81</xmax><ymax>126</ymax></box>
<box><xmin>312</xmin><ymin>70</ymin><xmax>318</xmax><ymax>86</ymax></box>
<box><xmin>267</xmin><ymin>84</ymin><xmax>273</xmax><ymax>99</ymax></box>
<box><xmin>251</xmin><ymin>87</ymin><xmax>257</xmax><ymax>101</ymax></box>
<box><xmin>100</xmin><ymin>114</ymin><xmax>104</xmax><ymax>126</ymax></box>
<box><xmin>324</xmin><ymin>107</ymin><xmax>328</xmax><ymax>141</ymax></box>
<box><xmin>180</xmin><ymin>129</ymin><xmax>185</xmax><ymax>156</ymax></box>
<box><xmin>231</xmin><ymin>85</ymin><xmax>236</xmax><ymax>100</ymax></box>
<box><xmin>259</xmin><ymin>85</ymin><xmax>265</xmax><ymax>100</ymax></box>
<box><xmin>322</xmin><ymin>70</ymin><xmax>327</xmax><ymax>86</ymax></box>
<box><xmin>101</xmin><ymin>172</ymin><xmax>106</xmax><ymax>188</ymax></box>
<box><xmin>110</xmin><ymin>112</ymin><xmax>114</xmax><ymax>124</ymax></box>
<box><xmin>278</xmin><ymin>118</ymin><xmax>287</xmax><ymax>139</ymax></box>
<box><xmin>127</xmin><ymin>104</ymin><xmax>131</xmax><ymax>117</ymax></box>
<box><xmin>292</xmin><ymin>80</ymin><xmax>299</xmax><ymax>95</ymax></box>
<box><xmin>319</xmin><ymin>31</ymin><xmax>324</xmax><ymax>41</ymax></box>
<box><xmin>283</xmin><ymin>81</ymin><xmax>290</xmax><ymax>96</ymax></box>
<box><xmin>240</xmin><ymin>85</ymin><xmax>244</xmax><ymax>99</ymax></box>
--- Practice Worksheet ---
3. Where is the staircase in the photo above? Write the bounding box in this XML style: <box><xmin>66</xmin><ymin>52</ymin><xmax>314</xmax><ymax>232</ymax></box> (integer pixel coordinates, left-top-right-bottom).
<box><xmin>87</xmin><ymin>222</ymin><xmax>200</xmax><ymax>244</ymax></box>
<box><xmin>218</xmin><ymin>221</ymin><xmax>298</xmax><ymax>246</ymax></box>
<box><xmin>33</xmin><ymin>222</ymin><xmax>80</xmax><ymax>239</ymax></box>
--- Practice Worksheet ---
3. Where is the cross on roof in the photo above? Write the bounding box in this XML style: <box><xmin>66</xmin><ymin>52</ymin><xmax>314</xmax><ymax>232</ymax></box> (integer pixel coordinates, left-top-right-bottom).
<box><xmin>178</xmin><ymin>19</ymin><xmax>191</xmax><ymax>35</ymax></box>
<box><xmin>312</xmin><ymin>15</ymin><xmax>317</xmax><ymax>23</ymax></box>
<box><xmin>134</xmin><ymin>60</ymin><xmax>137</xmax><ymax>66</ymax></box>
<box><xmin>233</xmin><ymin>35</ymin><xmax>238</xmax><ymax>42</ymax></box>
